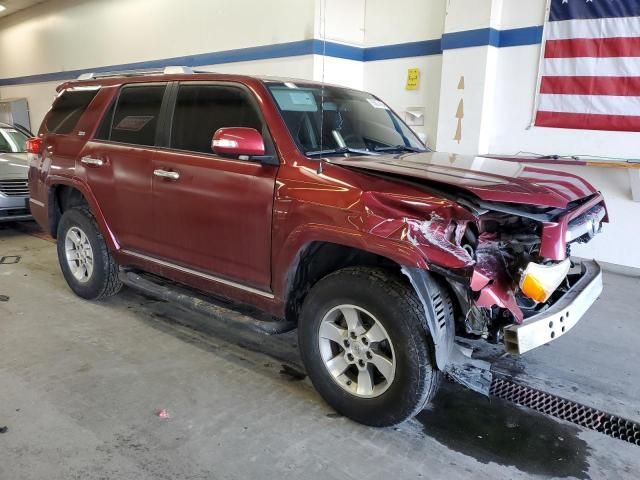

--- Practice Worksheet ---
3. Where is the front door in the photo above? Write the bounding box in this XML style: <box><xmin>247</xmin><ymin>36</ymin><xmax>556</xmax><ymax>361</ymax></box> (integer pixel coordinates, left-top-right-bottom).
<box><xmin>149</xmin><ymin>82</ymin><xmax>278</xmax><ymax>291</ymax></box>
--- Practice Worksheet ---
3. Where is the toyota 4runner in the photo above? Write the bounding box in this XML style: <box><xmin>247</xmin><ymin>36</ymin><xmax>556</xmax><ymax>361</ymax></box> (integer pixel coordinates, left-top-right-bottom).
<box><xmin>28</xmin><ymin>67</ymin><xmax>606</xmax><ymax>426</ymax></box>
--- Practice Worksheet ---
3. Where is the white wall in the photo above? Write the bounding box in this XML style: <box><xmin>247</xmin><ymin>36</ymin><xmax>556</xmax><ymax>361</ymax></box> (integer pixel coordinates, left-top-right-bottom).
<box><xmin>362</xmin><ymin>0</ymin><xmax>446</xmax><ymax>145</ymax></box>
<box><xmin>0</xmin><ymin>0</ymin><xmax>317</xmax><ymax>127</ymax></box>
<box><xmin>364</xmin><ymin>55</ymin><xmax>443</xmax><ymax>147</ymax></box>
<box><xmin>0</xmin><ymin>0</ymin><xmax>315</xmax><ymax>78</ymax></box>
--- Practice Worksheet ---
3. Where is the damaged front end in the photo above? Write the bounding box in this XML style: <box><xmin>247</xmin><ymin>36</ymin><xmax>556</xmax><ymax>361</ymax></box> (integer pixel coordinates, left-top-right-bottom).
<box><xmin>454</xmin><ymin>195</ymin><xmax>606</xmax><ymax>350</ymax></box>
<box><xmin>362</xmin><ymin>190</ymin><xmax>607</xmax><ymax>360</ymax></box>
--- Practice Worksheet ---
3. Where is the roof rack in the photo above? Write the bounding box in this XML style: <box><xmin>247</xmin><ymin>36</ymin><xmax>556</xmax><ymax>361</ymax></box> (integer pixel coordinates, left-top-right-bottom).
<box><xmin>77</xmin><ymin>66</ymin><xmax>194</xmax><ymax>80</ymax></box>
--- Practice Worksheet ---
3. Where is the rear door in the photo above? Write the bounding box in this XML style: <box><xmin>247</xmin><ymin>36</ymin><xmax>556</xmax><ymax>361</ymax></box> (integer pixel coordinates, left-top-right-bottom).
<box><xmin>149</xmin><ymin>82</ymin><xmax>278</xmax><ymax>290</ymax></box>
<box><xmin>79</xmin><ymin>83</ymin><xmax>169</xmax><ymax>253</ymax></box>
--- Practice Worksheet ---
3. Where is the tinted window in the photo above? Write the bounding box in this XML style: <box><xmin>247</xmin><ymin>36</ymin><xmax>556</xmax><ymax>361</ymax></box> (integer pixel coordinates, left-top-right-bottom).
<box><xmin>0</xmin><ymin>127</ymin><xmax>28</xmax><ymax>153</ymax></box>
<box><xmin>109</xmin><ymin>84</ymin><xmax>166</xmax><ymax>146</ymax></box>
<box><xmin>170</xmin><ymin>84</ymin><xmax>267</xmax><ymax>154</ymax></box>
<box><xmin>45</xmin><ymin>89</ymin><xmax>99</xmax><ymax>134</ymax></box>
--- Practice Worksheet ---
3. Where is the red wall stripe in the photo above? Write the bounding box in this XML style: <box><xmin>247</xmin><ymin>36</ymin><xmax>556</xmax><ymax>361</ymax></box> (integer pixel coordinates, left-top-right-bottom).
<box><xmin>545</xmin><ymin>37</ymin><xmax>640</xmax><ymax>58</ymax></box>
<box><xmin>535</xmin><ymin>110</ymin><xmax>640</xmax><ymax>132</ymax></box>
<box><xmin>540</xmin><ymin>76</ymin><xmax>640</xmax><ymax>95</ymax></box>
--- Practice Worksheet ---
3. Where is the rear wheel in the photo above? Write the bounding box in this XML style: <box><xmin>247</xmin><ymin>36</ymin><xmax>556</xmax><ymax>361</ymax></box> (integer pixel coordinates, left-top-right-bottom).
<box><xmin>56</xmin><ymin>207</ymin><xmax>122</xmax><ymax>300</ymax></box>
<box><xmin>298</xmin><ymin>267</ymin><xmax>441</xmax><ymax>427</ymax></box>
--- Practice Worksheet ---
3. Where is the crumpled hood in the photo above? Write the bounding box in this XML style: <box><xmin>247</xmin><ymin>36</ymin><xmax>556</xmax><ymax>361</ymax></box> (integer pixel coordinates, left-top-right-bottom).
<box><xmin>0</xmin><ymin>152</ymin><xmax>29</xmax><ymax>179</ymax></box>
<box><xmin>328</xmin><ymin>151</ymin><xmax>598</xmax><ymax>209</ymax></box>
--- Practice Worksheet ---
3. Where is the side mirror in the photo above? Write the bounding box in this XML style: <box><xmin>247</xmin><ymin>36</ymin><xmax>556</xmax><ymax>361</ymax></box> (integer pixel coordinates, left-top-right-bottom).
<box><xmin>211</xmin><ymin>127</ymin><xmax>265</xmax><ymax>157</ymax></box>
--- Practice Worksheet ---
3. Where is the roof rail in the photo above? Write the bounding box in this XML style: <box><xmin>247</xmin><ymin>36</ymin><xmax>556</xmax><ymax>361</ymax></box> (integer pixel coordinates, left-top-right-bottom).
<box><xmin>77</xmin><ymin>66</ymin><xmax>194</xmax><ymax>80</ymax></box>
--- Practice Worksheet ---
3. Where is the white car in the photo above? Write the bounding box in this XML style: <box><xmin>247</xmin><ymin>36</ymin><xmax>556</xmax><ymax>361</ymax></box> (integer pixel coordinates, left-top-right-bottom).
<box><xmin>0</xmin><ymin>122</ymin><xmax>32</xmax><ymax>222</ymax></box>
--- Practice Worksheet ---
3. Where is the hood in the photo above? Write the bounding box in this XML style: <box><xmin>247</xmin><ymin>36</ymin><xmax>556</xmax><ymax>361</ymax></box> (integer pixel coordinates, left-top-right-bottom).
<box><xmin>0</xmin><ymin>152</ymin><xmax>29</xmax><ymax>179</ymax></box>
<box><xmin>328</xmin><ymin>151</ymin><xmax>598</xmax><ymax>209</ymax></box>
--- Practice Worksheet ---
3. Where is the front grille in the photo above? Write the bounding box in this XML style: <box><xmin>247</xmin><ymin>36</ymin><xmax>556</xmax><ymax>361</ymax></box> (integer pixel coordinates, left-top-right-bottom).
<box><xmin>491</xmin><ymin>377</ymin><xmax>640</xmax><ymax>446</ymax></box>
<box><xmin>0</xmin><ymin>179</ymin><xmax>29</xmax><ymax>197</ymax></box>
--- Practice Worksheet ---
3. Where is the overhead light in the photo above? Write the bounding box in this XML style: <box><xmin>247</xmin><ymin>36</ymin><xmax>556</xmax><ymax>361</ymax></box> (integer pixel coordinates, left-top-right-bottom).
<box><xmin>0</xmin><ymin>5</ymin><xmax>7</xmax><ymax>13</ymax></box>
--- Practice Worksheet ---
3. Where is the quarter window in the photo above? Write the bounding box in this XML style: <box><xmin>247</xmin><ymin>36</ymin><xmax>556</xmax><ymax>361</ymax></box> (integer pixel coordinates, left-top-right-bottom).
<box><xmin>108</xmin><ymin>84</ymin><xmax>167</xmax><ymax>146</ymax></box>
<box><xmin>170</xmin><ymin>84</ymin><xmax>271</xmax><ymax>155</ymax></box>
<box><xmin>45</xmin><ymin>89</ymin><xmax>99</xmax><ymax>134</ymax></box>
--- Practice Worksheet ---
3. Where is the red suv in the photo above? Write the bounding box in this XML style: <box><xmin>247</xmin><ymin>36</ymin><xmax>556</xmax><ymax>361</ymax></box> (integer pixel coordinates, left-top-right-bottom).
<box><xmin>28</xmin><ymin>67</ymin><xmax>606</xmax><ymax>426</ymax></box>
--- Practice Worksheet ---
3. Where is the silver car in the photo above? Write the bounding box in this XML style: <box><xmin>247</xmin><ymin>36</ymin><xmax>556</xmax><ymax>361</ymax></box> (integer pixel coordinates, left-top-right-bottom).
<box><xmin>0</xmin><ymin>122</ymin><xmax>32</xmax><ymax>222</ymax></box>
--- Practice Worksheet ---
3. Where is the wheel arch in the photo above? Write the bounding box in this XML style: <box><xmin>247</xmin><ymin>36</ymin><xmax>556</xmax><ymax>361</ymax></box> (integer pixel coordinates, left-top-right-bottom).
<box><xmin>278</xmin><ymin>228</ymin><xmax>459</xmax><ymax>371</ymax></box>
<box><xmin>47</xmin><ymin>180</ymin><xmax>118</xmax><ymax>251</ymax></box>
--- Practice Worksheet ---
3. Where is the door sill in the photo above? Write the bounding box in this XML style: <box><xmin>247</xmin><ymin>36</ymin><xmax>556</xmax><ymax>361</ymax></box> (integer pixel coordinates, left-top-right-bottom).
<box><xmin>120</xmin><ymin>249</ymin><xmax>275</xmax><ymax>299</ymax></box>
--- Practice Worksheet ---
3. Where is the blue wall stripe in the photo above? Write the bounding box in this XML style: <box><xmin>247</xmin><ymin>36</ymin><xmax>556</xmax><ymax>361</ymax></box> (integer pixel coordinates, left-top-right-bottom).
<box><xmin>364</xmin><ymin>39</ymin><xmax>442</xmax><ymax>61</ymax></box>
<box><xmin>442</xmin><ymin>28</ymin><xmax>500</xmax><ymax>50</ymax></box>
<box><xmin>0</xmin><ymin>26</ymin><xmax>544</xmax><ymax>87</ymax></box>
<box><xmin>310</xmin><ymin>39</ymin><xmax>364</xmax><ymax>61</ymax></box>
<box><xmin>498</xmin><ymin>26</ymin><xmax>544</xmax><ymax>48</ymax></box>
<box><xmin>442</xmin><ymin>26</ymin><xmax>542</xmax><ymax>50</ymax></box>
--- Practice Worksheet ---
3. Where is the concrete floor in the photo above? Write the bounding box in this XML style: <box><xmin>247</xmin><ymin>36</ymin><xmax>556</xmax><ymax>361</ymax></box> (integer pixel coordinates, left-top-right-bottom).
<box><xmin>1</xmin><ymin>222</ymin><xmax>639</xmax><ymax>480</ymax></box>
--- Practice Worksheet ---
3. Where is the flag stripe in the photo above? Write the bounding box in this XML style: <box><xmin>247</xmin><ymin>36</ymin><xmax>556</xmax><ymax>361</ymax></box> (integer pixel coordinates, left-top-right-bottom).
<box><xmin>550</xmin><ymin>1</ymin><xmax>640</xmax><ymax>22</ymax></box>
<box><xmin>542</xmin><ymin>56</ymin><xmax>640</xmax><ymax>77</ymax></box>
<box><xmin>540</xmin><ymin>76</ymin><xmax>640</xmax><ymax>95</ymax></box>
<box><xmin>545</xmin><ymin>37</ymin><xmax>640</xmax><ymax>58</ymax></box>
<box><xmin>538</xmin><ymin>93</ymin><xmax>640</xmax><ymax>116</ymax></box>
<box><xmin>536</xmin><ymin>110</ymin><xmax>640</xmax><ymax>132</ymax></box>
<box><xmin>546</xmin><ymin>16</ymin><xmax>640</xmax><ymax>40</ymax></box>
<box><xmin>536</xmin><ymin>2</ymin><xmax>640</xmax><ymax>132</ymax></box>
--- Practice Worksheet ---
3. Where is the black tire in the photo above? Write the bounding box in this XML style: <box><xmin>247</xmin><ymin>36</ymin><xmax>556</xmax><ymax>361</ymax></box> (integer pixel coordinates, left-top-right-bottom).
<box><xmin>298</xmin><ymin>267</ymin><xmax>441</xmax><ymax>427</ymax></box>
<box><xmin>56</xmin><ymin>206</ymin><xmax>122</xmax><ymax>300</ymax></box>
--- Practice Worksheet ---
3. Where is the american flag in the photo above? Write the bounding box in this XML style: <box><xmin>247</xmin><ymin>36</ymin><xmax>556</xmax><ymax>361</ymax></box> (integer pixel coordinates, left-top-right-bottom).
<box><xmin>535</xmin><ymin>0</ymin><xmax>640</xmax><ymax>132</ymax></box>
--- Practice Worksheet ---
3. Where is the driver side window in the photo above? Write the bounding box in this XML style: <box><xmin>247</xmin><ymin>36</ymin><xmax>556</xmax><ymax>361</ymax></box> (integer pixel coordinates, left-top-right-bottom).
<box><xmin>170</xmin><ymin>84</ymin><xmax>273</xmax><ymax>156</ymax></box>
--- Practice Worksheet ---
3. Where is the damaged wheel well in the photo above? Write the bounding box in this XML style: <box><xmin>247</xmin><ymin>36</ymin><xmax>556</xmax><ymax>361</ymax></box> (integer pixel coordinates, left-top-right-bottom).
<box><xmin>285</xmin><ymin>242</ymin><xmax>404</xmax><ymax>324</ymax></box>
<box><xmin>48</xmin><ymin>185</ymin><xmax>88</xmax><ymax>238</ymax></box>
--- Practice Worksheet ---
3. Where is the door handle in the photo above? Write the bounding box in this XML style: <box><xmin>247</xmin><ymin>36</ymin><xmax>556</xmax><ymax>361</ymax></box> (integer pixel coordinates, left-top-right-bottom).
<box><xmin>153</xmin><ymin>169</ymin><xmax>180</xmax><ymax>180</ymax></box>
<box><xmin>81</xmin><ymin>156</ymin><xmax>104</xmax><ymax>166</ymax></box>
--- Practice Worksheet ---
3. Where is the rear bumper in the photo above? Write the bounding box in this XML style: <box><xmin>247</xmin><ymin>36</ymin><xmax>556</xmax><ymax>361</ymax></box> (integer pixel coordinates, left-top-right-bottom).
<box><xmin>503</xmin><ymin>260</ymin><xmax>602</xmax><ymax>355</ymax></box>
<box><xmin>0</xmin><ymin>195</ymin><xmax>32</xmax><ymax>222</ymax></box>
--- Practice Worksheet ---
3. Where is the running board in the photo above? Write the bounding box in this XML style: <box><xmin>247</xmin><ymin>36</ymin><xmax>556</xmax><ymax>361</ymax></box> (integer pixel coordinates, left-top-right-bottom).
<box><xmin>119</xmin><ymin>270</ymin><xmax>296</xmax><ymax>335</ymax></box>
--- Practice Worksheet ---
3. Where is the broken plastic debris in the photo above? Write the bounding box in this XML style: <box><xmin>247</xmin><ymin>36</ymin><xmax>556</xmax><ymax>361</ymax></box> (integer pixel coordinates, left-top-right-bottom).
<box><xmin>156</xmin><ymin>409</ymin><xmax>171</xmax><ymax>419</ymax></box>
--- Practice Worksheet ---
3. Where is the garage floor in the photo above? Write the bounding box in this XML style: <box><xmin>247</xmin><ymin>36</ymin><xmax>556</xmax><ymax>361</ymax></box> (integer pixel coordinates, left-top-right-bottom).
<box><xmin>1</xmin><ymin>222</ymin><xmax>638</xmax><ymax>480</ymax></box>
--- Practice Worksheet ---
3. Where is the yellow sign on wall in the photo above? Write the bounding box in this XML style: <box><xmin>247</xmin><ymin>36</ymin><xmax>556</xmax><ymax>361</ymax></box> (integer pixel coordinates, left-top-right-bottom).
<box><xmin>405</xmin><ymin>68</ymin><xmax>420</xmax><ymax>90</ymax></box>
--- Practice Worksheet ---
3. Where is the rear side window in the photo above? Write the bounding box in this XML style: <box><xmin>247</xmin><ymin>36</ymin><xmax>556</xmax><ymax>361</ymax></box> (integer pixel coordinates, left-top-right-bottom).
<box><xmin>170</xmin><ymin>84</ymin><xmax>270</xmax><ymax>154</ymax></box>
<box><xmin>107</xmin><ymin>84</ymin><xmax>167</xmax><ymax>146</ymax></box>
<box><xmin>45</xmin><ymin>89</ymin><xmax>99</xmax><ymax>134</ymax></box>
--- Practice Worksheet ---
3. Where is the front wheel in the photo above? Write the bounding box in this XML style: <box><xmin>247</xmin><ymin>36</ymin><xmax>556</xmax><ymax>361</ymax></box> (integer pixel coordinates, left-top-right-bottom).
<box><xmin>298</xmin><ymin>267</ymin><xmax>441</xmax><ymax>427</ymax></box>
<box><xmin>56</xmin><ymin>206</ymin><xmax>122</xmax><ymax>300</ymax></box>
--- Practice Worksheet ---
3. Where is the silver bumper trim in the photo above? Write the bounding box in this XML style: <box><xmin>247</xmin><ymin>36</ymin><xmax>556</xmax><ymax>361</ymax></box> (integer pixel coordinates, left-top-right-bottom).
<box><xmin>504</xmin><ymin>260</ymin><xmax>602</xmax><ymax>355</ymax></box>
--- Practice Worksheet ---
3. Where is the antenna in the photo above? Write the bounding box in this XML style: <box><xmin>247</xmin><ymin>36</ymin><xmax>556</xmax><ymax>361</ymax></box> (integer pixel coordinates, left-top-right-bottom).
<box><xmin>317</xmin><ymin>0</ymin><xmax>327</xmax><ymax>175</ymax></box>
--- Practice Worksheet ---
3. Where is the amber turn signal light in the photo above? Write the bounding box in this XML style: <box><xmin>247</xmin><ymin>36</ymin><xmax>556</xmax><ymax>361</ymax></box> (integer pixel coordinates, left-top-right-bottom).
<box><xmin>519</xmin><ymin>259</ymin><xmax>571</xmax><ymax>304</ymax></box>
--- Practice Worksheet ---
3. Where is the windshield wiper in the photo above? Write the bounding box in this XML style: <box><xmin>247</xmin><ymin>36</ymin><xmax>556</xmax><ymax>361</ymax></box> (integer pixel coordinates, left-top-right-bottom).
<box><xmin>373</xmin><ymin>145</ymin><xmax>428</xmax><ymax>153</ymax></box>
<box><xmin>305</xmin><ymin>147</ymin><xmax>377</xmax><ymax>157</ymax></box>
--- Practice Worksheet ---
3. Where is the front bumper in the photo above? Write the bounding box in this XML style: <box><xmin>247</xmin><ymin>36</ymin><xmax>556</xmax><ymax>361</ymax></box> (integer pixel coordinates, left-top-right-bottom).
<box><xmin>503</xmin><ymin>260</ymin><xmax>602</xmax><ymax>355</ymax></box>
<box><xmin>0</xmin><ymin>195</ymin><xmax>32</xmax><ymax>222</ymax></box>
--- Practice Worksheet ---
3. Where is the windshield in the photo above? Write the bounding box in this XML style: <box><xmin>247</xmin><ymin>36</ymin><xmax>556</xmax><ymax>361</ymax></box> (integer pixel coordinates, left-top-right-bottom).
<box><xmin>0</xmin><ymin>127</ymin><xmax>28</xmax><ymax>153</ymax></box>
<box><xmin>267</xmin><ymin>82</ymin><xmax>426</xmax><ymax>157</ymax></box>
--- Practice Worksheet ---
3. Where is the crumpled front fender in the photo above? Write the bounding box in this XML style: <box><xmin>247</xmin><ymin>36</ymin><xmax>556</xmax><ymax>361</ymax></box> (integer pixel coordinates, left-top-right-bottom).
<box><xmin>359</xmin><ymin>191</ymin><xmax>476</xmax><ymax>270</ymax></box>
